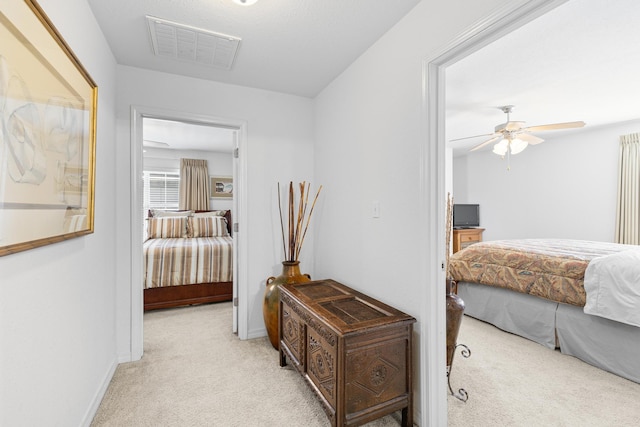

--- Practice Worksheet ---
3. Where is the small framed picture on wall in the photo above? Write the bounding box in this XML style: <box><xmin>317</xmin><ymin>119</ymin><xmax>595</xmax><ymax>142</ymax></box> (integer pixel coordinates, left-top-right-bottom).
<box><xmin>210</xmin><ymin>176</ymin><xmax>233</xmax><ymax>198</ymax></box>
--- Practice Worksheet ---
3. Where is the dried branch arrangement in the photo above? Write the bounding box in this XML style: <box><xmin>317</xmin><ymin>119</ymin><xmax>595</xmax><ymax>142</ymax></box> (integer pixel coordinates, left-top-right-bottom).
<box><xmin>445</xmin><ymin>192</ymin><xmax>453</xmax><ymax>277</ymax></box>
<box><xmin>278</xmin><ymin>181</ymin><xmax>323</xmax><ymax>262</ymax></box>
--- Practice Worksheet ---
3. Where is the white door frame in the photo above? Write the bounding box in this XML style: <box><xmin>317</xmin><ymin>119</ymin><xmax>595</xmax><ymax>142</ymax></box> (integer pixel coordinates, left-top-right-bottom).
<box><xmin>231</xmin><ymin>130</ymin><xmax>240</xmax><ymax>334</ymax></box>
<box><xmin>130</xmin><ymin>105</ymin><xmax>249</xmax><ymax>360</ymax></box>
<box><xmin>420</xmin><ymin>0</ymin><xmax>566</xmax><ymax>425</ymax></box>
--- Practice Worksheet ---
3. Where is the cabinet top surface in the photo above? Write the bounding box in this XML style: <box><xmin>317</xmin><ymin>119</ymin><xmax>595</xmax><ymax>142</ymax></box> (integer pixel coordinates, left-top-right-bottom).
<box><xmin>280</xmin><ymin>279</ymin><xmax>415</xmax><ymax>333</ymax></box>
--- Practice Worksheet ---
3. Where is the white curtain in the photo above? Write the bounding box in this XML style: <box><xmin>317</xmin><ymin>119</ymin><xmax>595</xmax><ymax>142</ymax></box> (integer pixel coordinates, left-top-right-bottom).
<box><xmin>615</xmin><ymin>133</ymin><xmax>640</xmax><ymax>244</ymax></box>
<box><xmin>179</xmin><ymin>158</ymin><xmax>210</xmax><ymax>211</ymax></box>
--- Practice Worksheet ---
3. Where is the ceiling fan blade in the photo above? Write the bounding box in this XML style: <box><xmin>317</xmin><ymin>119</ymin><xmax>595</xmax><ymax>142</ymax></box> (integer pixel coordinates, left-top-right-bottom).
<box><xmin>470</xmin><ymin>134</ymin><xmax>502</xmax><ymax>152</ymax></box>
<box><xmin>143</xmin><ymin>139</ymin><xmax>170</xmax><ymax>148</ymax></box>
<box><xmin>449</xmin><ymin>132</ymin><xmax>498</xmax><ymax>142</ymax></box>
<box><xmin>523</xmin><ymin>121</ymin><xmax>585</xmax><ymax>132</ymax></box>
<box><xmin>518</xmin><ymin>133</ymin><xmax>544</xmax><ymax>145</ymax></box>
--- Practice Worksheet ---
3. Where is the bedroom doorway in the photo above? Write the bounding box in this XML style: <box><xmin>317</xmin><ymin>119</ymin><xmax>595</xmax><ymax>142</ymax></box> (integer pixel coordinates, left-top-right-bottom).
<box><xmin>141</xmin><ymin>116</ymin><xmax>237</xmax><ymax>326</ymax></box>
<box><xmin>421</xmin><ymin>0</ymin><xmax>569</xmax><ymax>424</ymax></box>
<box><xmin>130</xmin><ymin>106</ymin><xmax>248</xmax><ymax>360</ymax></box>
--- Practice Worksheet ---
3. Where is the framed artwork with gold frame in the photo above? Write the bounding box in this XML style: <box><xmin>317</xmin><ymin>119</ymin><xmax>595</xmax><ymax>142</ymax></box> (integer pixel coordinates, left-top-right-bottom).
<box><xmin>0</xmin><ymin>0</ymin><xmax>98</xmax><ymax>256</ymax></box>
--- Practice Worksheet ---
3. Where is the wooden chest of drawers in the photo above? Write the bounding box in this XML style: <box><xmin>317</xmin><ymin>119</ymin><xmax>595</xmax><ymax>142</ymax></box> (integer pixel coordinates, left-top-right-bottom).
<box><xmin>452</xmin><ymin>228</ymin><xmax>484</xmax><ymax>253</ymax></box>
<box><xmin>279</xmin><ymin>279</ymin><xmax>415</xmax><ymax>427</ymax></box>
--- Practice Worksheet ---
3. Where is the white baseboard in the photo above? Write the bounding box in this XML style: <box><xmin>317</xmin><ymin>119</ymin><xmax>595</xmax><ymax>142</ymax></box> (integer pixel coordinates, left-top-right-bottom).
<box><xmin>81</xmin><ymin>358</ymin><xmax>118</xmax><ymax>427</ymax></box>
<box><xmin>118</xmin><ymin>352</ymin><xmax>134</xmax><ymax>363</ymax></box>
<box><xmin>246</xmin><ymin>327</ymin><xmax>267</xmax><ymax>340</ymax></box>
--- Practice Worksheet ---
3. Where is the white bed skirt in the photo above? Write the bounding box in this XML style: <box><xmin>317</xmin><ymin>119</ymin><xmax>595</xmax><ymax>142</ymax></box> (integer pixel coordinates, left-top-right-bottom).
<box><xmin>457</xmin><ymin>281</ymin><xmax>640</xmax><ymax>384</ymax></box>
<box><xmin>458</xmin><ymin>281</ymin><xmax>557</xmax><ymax>349</ymax></box>
<box><xmin>556</xmin><ymin>303</ymin><xmax>640</xmax><ymax>383</ymax></box>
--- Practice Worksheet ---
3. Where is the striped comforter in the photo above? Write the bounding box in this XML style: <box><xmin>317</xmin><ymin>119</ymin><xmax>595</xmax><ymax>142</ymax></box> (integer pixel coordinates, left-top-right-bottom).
<box><xmin>449</xmin><ymin>239</ymin><xmax>635</xmax><ymax>306</ymax></box>
<box><xmin>143</xmin><ymin>237</ymin><xmax>233</xmax><ymax>288</ymax></box>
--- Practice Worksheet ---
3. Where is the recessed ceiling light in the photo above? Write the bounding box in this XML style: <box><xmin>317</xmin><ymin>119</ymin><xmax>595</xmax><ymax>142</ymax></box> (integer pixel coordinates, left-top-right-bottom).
<box><xmin>233</xmin><ymin>0</ymin><xmax>259</xmax><ymax>6</ymax></box>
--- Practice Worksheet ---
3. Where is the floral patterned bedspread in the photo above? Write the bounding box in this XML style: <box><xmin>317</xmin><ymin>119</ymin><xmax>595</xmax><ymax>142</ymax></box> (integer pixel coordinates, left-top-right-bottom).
<box><xmin>448</xmin><ymin>239</ymin><xmax>636</xmax><ymax>306</ymax></box>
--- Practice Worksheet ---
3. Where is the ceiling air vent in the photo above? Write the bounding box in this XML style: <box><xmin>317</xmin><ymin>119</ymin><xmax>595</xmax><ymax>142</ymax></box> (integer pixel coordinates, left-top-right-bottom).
<box><xmin>146</xmin><ymin>16</ymin><xmax>241</xmax><ymax>70</ymax></box>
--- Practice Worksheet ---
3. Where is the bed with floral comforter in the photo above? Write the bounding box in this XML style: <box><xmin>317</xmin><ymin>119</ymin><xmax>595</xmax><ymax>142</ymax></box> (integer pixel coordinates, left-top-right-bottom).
<box><xmin>449</xmin><ymin>238</ymin><xmax>640</xmax><ymax>384</ymax></box>
<box><xmin>449</xmin><ymin>238</ymin><xmax>634</xmax><ymax>307</ymax></box>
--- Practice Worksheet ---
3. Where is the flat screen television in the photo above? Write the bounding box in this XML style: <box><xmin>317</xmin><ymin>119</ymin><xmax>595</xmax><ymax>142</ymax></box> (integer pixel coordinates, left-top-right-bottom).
<box><xmin>453</xmin><ymin>204</ymin><xmax>479</xmax><ymax>228</ymax></box>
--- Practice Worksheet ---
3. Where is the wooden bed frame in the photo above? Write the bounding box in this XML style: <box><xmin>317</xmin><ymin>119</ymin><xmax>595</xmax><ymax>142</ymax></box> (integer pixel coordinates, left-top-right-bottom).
<box><xmin>143</xmin><ymin>210</ymin><xmax>234</xmax><ymax>311</ymax></box>
<box><xmin>144</xmin><ymin>281</ymin><xmax>233</xmax><ymax>311</ymax></box>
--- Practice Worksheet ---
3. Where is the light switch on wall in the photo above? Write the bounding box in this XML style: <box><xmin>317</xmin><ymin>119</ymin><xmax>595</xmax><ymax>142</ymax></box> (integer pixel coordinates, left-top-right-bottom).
<box><xmin>373</xmin><ymin>201</ymin><xmax>380</xmax><ymax>218</ymax></box>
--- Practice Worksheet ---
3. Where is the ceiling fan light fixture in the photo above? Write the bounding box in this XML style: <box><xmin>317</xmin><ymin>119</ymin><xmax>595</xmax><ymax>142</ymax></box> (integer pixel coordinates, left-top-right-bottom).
<box><xmin>492</xmin><ymin>137</ymin><xmax>528</xmax><ymax>156</ymax></box>
<box><xmin>509</xmin><ymin>138</ymin><xmax>528</xmax><ymax>155</ymax></box>
<box><xmin>458</xmin><ymin>106</ymin><xmax>585</xmax><ymax>170</ymax></box>
<box><xmin>233</xmin><ymin>0</ymin><xmax>259</xmax><ymax>6</ymax></box>
<box><xmin>492</xmin><ymin>139</ymin><xmax>509</xmax><ymax>156</ymax></box>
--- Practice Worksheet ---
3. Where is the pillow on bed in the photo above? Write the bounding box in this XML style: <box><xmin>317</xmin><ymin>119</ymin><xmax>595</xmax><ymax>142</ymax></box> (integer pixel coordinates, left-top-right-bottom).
<box><xmin>149</xmin><ymin>209</ymin><xmax>193</xmax><ymax>218</ymax></box>
<box><xmin>147</xmin><ymin>217</ymin><xmax>189</xmax><ymax>238</ymax></box>
<box><xmin>193</xmin><ymin>210</ymin><xmax>227</xmax><ymax>218</ymax></box>
<box><xmin>190</xmin><ymin>216</ymin><xmax>229</xmax><ymax>237</ymax></box>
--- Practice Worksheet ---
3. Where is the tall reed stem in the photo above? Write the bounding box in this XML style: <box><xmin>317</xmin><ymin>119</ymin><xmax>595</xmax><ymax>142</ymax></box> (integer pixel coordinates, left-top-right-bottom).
<box><xmin>445</xmin><ymin>192</ymin><xmax>453</xmax><ymax>277</ymax></box>
<box><xmin>277</xmin><ymin>181</ymin><xmax>322</xmax><ymax>261</ymax></box>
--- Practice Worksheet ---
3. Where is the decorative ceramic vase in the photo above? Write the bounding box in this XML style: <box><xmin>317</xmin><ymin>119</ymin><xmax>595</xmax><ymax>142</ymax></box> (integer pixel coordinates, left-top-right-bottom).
<box><xmin>446</xmin><ymin>277</ymin><xmax>465</xmax><ymax>370</ymax></box>
<box><xmin>263</xmin><ymin>261</ymin><xmax>311</xmax><ymax>349</ymax></box>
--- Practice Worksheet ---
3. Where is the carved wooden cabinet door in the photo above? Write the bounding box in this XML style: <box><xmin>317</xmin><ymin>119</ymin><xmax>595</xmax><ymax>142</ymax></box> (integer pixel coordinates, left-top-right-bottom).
<box><xmin>345</xmin><ymin>331</ymin><xmax>410</xmax><ymax>415</ymax></box>
<box><xmin>306</xmin><ymin>320</ymin><xmax>337</xmax><ymax>409</ymax></box>
<box><xmin>280</xmin><ymin>300</ymin><xmax>306</xmax><ymax>373</ymax></box>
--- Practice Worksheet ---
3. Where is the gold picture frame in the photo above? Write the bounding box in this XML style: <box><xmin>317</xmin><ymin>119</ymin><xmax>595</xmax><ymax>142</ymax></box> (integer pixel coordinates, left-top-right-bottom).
<box><xmin>210</xmin><ymin>176</ymin><xmax>233</xmax><ymax>199</ymax></box>
<box><xmin>0</xmin><ymin>0</ymin><xmax>97</xmax><ymax>256</ymax></box>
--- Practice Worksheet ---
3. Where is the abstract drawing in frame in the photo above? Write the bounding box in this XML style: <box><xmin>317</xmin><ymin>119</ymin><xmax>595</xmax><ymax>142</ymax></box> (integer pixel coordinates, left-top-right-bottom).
<box><xmin>210</xmin><ymin>176</ymin><xmax>233</xmax><ymax>199</ymax></box>
<box><xmin>0</xmin><ymin>0</ymin><xmax>98</xmax><ymax>256</ymax></box>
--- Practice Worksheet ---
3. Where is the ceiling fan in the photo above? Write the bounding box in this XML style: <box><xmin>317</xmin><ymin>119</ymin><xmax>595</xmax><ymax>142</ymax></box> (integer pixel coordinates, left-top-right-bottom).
<box><xmin>142</xmin><ymin>139</ymin><xmax>170</xmax><ymax>148</ymax></box>
<box><xmin>451</xmin><ymin>105</ymin><xmax>585</xmax><ymax>156</ymax></box>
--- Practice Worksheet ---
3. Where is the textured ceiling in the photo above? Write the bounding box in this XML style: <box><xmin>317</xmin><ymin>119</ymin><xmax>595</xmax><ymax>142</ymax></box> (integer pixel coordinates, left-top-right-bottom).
<box><xmin>142</xmin><ymin>118</ymin><xmax>236</xmax><ymax>153</ymax></box>
<box><xmin>87</xmin><ymin>0</ymin><xmax>421</xmax><ymax>98</ymax></box>
<box><xmin>90</xmin><ymin>0</ymin><xmax>640</xmax><ymax>155</ymax></box>
<box><xmin>446</xmin><ymin>0</ymin><xmax>640</xmax><ymax>156</ymax></box>
<box><xmin>88</xmin><ymin>0</ymin><xmax>421</xmax><ymax>152</ymax></box>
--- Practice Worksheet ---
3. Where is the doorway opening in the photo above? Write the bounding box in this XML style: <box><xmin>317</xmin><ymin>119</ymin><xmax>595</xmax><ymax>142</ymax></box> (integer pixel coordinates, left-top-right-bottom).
<box><xmin>142</xmin><ymin>116</ymin><xmax>236</xmax><ymax>322</ymax></box>
<box><xmin>421</xmin><ymin>1</ymin><xmax>568</xmax><ymax>425</ymax></box>
<box><xmin>130</xmin><ymin>105</ymin><xmax>248</xmax><ymax>360</ymax></box>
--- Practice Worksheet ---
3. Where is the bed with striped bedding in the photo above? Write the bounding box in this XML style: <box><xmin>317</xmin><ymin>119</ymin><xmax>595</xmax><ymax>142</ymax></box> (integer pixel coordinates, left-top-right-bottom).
<box><xmin>143</xmin><ymin>236</ymin><xmax>233</xmax><ymax>288</ymax></box>
<box><xmin>143</xmin><ymin>210</ymin><xmax>234</xmax><ymax>310</ymax></box>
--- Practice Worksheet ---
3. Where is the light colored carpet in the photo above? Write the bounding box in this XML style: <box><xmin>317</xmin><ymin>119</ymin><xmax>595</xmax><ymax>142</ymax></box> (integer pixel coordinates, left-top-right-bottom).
<box><xmin>91</xmin><ymin>302</ymin><xmax>640</xmax><ymax>426</ymax></box>
<box><xmin>448</xmin><ymin>314</ymin><xmax>640</xmax><ymax>426</ymax></box>
<box><xmin>91</xmin><ymin>302</ymin><xmax>401</xmax><ymax>426</ymax></box>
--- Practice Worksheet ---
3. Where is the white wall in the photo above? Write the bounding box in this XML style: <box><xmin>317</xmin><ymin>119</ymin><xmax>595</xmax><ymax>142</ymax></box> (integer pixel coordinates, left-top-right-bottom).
<box><xmin>0</xmin><ymin>0</ymin><xmax>118</xmax><ymax>426</ymax></box>
<box><xmin>115</xmin><ymin>65</ymin><xmax>315</xmax><ymax>354</ymax></box>
<box><xmin>453</xmin><ymin>120</ymin><xmax>640</xmax><ymax>242</ymax></box>
<box><xmin>0</xmin><ymin>1</ymin><xmax>560</xmax><ymax>425</ymax></box>
<box><xmin>143</xmin><ymin>147</ymin><xmax>234</xmax><ymax>211</ymax></box>
<box><xmin>313</xmin><ymin>0</ymin><xmax>511</xmax><ymax>423</ymax></box>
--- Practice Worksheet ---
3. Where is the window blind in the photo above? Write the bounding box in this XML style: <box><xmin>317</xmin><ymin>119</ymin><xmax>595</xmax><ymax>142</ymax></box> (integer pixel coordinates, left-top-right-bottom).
<box><xmin>143</xmin><ymin>171</ymin><xmax>180</xmax><ymax>211</ymax></box>
<box><xmin>142</xmin><ymin>171</ymin><xmax>180</xmax><ymax>240</ymax></box>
